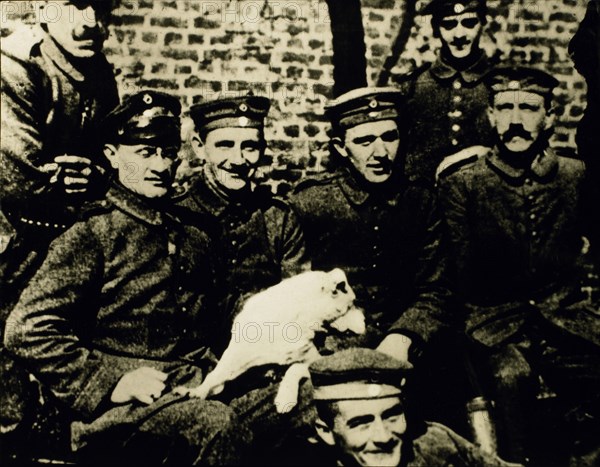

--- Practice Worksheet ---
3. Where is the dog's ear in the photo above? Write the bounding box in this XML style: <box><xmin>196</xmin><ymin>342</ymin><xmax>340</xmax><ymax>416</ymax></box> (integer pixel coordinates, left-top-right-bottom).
<box><xmin>326</xmin><ymin>268</ymin><xmax>349</xmax><ymax>296</ymax></box>
<box><xmin>330</xmin><ymin>307</ymin><xmax>366</xmax><ymax>335</ymax></box>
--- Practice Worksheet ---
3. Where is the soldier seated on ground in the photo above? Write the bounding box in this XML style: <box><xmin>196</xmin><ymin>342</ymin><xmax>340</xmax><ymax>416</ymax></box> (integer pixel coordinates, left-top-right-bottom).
<box><xmin>4</xmin><ymin>91</ymin><xmax>247</xmax><ymax>466</ymax></box>
<box><xmin>438</xmin><ymin>65</ymin><xmax>600</xmax><ymax>465</ymax></box>
<box><xmin>302</xmin><ymin>348</ymin><xmax>516</xmax><ymax>467</ymax></box>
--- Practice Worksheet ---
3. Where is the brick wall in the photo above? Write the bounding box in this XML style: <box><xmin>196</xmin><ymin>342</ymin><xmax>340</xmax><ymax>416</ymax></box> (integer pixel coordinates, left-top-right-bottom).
<box><xmin>0</xmin><ymin>0</ymin><xmax>590</xmax><ymax>194</ymax></box>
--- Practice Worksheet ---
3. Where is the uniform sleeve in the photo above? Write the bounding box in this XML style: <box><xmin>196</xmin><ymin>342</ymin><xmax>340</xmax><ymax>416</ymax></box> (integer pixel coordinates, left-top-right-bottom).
<box><xmin>416</xmin><ymin>422</ymin><xmax>519</xmax><ymax>467</ymax></box>
<box><xmin>264</xmin><ymin>202</ymin><xmax>311</xmax><ymax>278</ymax></box>
<box><xmin>0</xmin><ymin>50</ymin><xmax>56</xmax><ymax>203</ymax></box>
<box><xmin>4</xmin><ymin>222</ymin><xmax>151</xmax><ymax>420</ymax></box>
<box><xmin>388</xmin><ymin>191</ymin><xmax>453</xmax><ymax>344</ymax></box>
<box><xmin>437</xmin><ymin>172</ymin><xmax>473</xmax><ymax>296</ymax></box>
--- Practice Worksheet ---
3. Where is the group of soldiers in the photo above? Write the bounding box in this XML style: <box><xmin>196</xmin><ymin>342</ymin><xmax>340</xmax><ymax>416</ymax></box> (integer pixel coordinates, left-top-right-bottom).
<box><xmin>1</xmin><ymin>0</ymin><xmax>599</xmax><ymax>466</ymax></box>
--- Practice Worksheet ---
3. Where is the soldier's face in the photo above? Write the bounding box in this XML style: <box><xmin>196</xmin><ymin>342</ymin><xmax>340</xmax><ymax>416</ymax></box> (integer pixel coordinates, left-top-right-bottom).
<box><xmin>105</xmin><ymin>144</ymin><xmax>180</xmax><ymax>199</ymax></box>
<box><xmin>488</xmin><ymin>91</ymin><xmax>554</xmax><ymax>153</ymax></box>
<box><xmin>336</xmin><ymin>120</ymin><xmax>400</xmax><ymax>184</ymax></box>
<box><xmin>328</xmin><ymin>397</ymin><xmax>407</xmax><ymax>467</ymax></box>
<box><xmin>197</xmin><ymin>127</ymin><xmax>263</xmax><ymax>193</ymax></box>
<box><xmin>438</xmin><ymin>12</ymin><xmax>482</xmax><ymax>60</ymax></box>
<box><xmin>44</xmin><ymin>1</ymin><xmax>111</xmax><ymax>58</ymax></box>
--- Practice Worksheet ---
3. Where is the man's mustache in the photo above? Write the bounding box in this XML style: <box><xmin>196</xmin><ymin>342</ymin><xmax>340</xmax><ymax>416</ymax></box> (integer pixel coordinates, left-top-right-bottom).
<box><xmin>501</xmin><ymin>125</ymin><xmax>533</xmax><ymax>142</ymax></box>
<box><xmin>450</xmin><ymin>37</ymin><xmax>470</xmax><ymax>48</ymax></box>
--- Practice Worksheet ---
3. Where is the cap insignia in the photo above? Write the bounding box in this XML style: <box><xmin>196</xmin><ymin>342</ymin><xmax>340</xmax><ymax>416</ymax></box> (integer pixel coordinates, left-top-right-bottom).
<box><xmin>454</xmin><ymin>3</ymin><xmax>465</xmax><ymax>14</ymax></box>
<box><xmin>368</xmin><ymin>99</ymin><xmax>378</xmax><ymax>109</ymax></box>
<box><xmin>239</xmin><ymin>103</ymin><xmax>248</xmax><ymax>113</ymax></box>
<box><xmin>238</xmin><ymin>116</ymin><xmax>249</xmax><ymax>127</ymax></box>
<box><xmin>143</xmin><ymin>93</ymin><xmax>153</xmax><ymax>105</ymax></box>
<box><xmin>508</xmin><ymin>80</ymin><xmax>520</xmax><ymax>90</ymax></box>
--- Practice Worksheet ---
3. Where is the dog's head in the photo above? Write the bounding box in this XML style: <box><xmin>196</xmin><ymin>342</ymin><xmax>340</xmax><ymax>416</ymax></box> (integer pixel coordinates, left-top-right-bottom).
<box><xmin>313</xmin><ymin>269</ymin><xmax>365</xmax><ymax>335</ymax></box>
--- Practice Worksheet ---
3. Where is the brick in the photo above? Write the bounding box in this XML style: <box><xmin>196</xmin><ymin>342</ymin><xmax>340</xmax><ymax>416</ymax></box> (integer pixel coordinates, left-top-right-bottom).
<box><xmin>142</xmin><ymin>32</ymin><xmax>158</xmax><ymax>44</ymax></box>
<box><xmin>194</xmin><ymin>17</ymin><xmax>221</xmax><ymax>29</ymax></box>
<box><xmin>282</xmin><ymin>52</ymin><xmax>310</xmax><ymax>65</ymax></box>
<box><xmin>308</xmin><ymin>69</ymin><xmax>323</xmax><ymax>80</ymax></box>
<box><xmin>138</xmin><ymin>79</ymin><xmax>179</xmax><ymax>90</ymax></box>
<box><xmin>175</xmin><ymin>65</ymin><xmax>192</xmax><ymax>74</ymax></box>
<box><xmin>161</xmin><ymin>49</ymin><xmax>199</xmax><ymax>61</ymax></box>
<box><xmin>164</xmin><ymin>32</ymin><xmax>183</xmax><ymax>46</ymax></box>
<box><xmin>369</xmin><ymin>11</ymin><xmax>385</xmax><ymax>22</ymax></box>
<box><xmin>284</xmin><ymin>125</ymin><xmax>300</xmax><ymax>137</ymax></box>
<box><xmin>151</xmin><ymin>63</ymin><xmax>167</xmax><ymax>74</ymax></box>
<box><xmin>286</xmin><ymin>66</ymin><xmax>304</xmax><ymax>79</ymax></box>
<box><xmin>304</xmin><ymin>124</ymin><xmax>321</xmax><ymax>137</ymax></box>
<box><xmin>188</xmin><ymin>34</ymin><xmax>205</xmax><ymax>45</ymax></box>
<box><xmin>549</xmin><ymin>12</ymin><xmax>577</xmax><ymax>22</ymax></box>
<box><xmin>362</xmin><ymin>0</ymin><xmax>395</xmax><ymax>8</ymax></box>
<box><xmin>150</xmin><ymin>17</ymin><xmax>188</xmax><ymax>28</ymax></box>
<box><xmin>211</xmin><ymin>33</ymin><xmax>235</xmax><ymax>45</ymax></box>
<box><xmin>112</xmin><ymin>15</ymin><xmax>144</xmax><ymax>26</ymax></box>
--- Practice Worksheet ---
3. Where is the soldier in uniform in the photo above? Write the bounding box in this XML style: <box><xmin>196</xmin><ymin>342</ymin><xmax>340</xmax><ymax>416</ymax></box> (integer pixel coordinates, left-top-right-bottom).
<box><xmin>290</xmin><ymin>87</ymin><xmax>451</xmax><ymax>365</ymax></box>
<box><xmin>438</xmin><ymin>66</ymin><xmax>600</xmax><ymax>465</ymax></box>
<box><xmin>397</xmin><ymin>0</ymin><xmax>496</xmax><ymax>186</ymax></box>
<box><xmin>302</xmin><ymin>348</ymin><xmax>514</xmax><ymax>466</ymax></box>
<box><xmin>0</xmin><ymin>0</ymin><xmax>119</xmax><ymax>452</ymax></box>
<box><xmin>177</xmin><ymin>95</ymin><xmax>310</xmax><ymax>353</ymax></box>
<box><xmin>4</xmin><ymin>91</ymin><xmax>247</xmax><ymax>465</ymax></box>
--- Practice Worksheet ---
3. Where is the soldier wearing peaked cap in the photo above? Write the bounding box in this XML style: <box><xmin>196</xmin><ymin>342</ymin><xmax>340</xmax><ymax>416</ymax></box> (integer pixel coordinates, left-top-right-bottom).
<box><xmin>0</xmin><ymin>1</ymin><xmax>119</xmax><ymax>448</ymax></box>
<box><xmin>290</xmin><ymin>86</ymin><xmax>451</xmax><ymax>365</ymax></box>
<box><xmin>302</xmin><ymin>348</ymin><xmax>515</xmax><ymax>467</ymax></box>
<box><xmin>396</xmin><ymin>0</ymin><xmax>497</xmax><ymax>186</ymax></box>
<box><xmin>4</xmin><ymin>90</ymin><xmax>250</xmax><ymax>465</ymax></box>
<box><xmin>438</xmin><ymin>65</ymin><xmax>600</xmax><ymax>464</ymax></box>
<box><xmin>176</xmin><ymin>95</ymin><xmax>310</xmax><ymax>354</ymax></box>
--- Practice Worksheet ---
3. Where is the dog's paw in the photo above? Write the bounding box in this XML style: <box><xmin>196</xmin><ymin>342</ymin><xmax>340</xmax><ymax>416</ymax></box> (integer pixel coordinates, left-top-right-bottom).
<box><xmin>173</xmin><ymin>385</ymin><xmax>206</xmax><ymax>398</ymax></box>
<box><xmin>275</xmin><ymin>394</ymin><xmax>298</xmax><ymax>414</ymax></box>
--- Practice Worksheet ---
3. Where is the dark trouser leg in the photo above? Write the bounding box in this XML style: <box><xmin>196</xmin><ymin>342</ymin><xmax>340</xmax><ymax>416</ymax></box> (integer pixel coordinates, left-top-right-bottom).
<box><xmin>228</xmin><ymin>380</ymin><xmax>317</xmax><ymax>466</ymax></box>
<box><xmin>488</xmin><ymin>343</ymin><xmax>536</xmax><ymax>464</ymax></box>
<box><xmin>80</xmin><ymin>396</ymin><xmax>248</xmax><ymax>466</ymax></box>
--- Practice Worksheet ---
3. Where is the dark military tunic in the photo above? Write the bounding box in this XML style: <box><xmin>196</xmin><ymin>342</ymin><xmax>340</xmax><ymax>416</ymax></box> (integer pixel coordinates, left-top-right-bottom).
<box><xmin>176</xmin><ymin>174</ymin><xmax>309</xmax><ymax>337</ymax></box>
<box><xmin>1</xmin><ymin>27</ymin><xmax>119</xmax><ymax>233</ymax></box>
<box><xmin>3</xmin><ymin>184</ymin><xmax>244</xmax><ymax>462</ymax></box>
<box><xmin>398</xmin><ymin>52</ymin><xmax>496</xmax><ymax>185</ymax></box>
<box><xmin>290</xmin><ymin>170</ymin><xmax>451</xmax><ymax>349</ymax></box>
<box><xmin>437</xmin><ymin>147</ymin><xmax>597</xmax><ymax>348</ymax></box>
<box><xmin>438</xmin><ymin>147</ymin><xmax>600</xmax><ymax>463</ymax></box>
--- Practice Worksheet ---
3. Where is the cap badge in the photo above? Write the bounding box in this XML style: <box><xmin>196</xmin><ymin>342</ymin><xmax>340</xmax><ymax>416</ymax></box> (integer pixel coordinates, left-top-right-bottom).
<box><xmin>508</xmin><ymin>80</ymin><xmax>520</xmax><ymax>90</ymax></box>
<box><xmin>239</xmin><ymin>103</ymin><xmax>248</xmax><ymax>113</ymax></box>
<box><xmin>369</xmin><ymin>111</ymin><xmax>380</xmax><ymax>119</ymax></box>
<box><xmin>143</xmin><ymin>93</ymin><xmax>153</xmax><ymax>105</ymax></box>
<box><xmin>367</xmin><ymin>384</ymin><xmax>382</xmax><ymax>397</ymax></box>
<box><xmin>454</xmin><ymin>3</ymin><xmax>465</xmax><ymax>14</ymax></box>
<box><xmin>238</xmin><ymin>116</ymin><xmax>249</xmax><ymax>127</ymax></box>
<box><xmin>368</xmin><ymin>99</ymin><xmax>378</xmax><ymax>109</ymax></box>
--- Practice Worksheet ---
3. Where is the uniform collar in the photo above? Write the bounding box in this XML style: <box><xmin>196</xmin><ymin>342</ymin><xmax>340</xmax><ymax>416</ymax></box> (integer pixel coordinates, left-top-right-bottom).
<box><xmin>189</xmin><ymin>171</ymin><xmax>253</xmax><ymax>218</ymax></box>
<box><xmin>429</xmin><ymin>51</ymin><xmax>492</xmax><ymax>84</ymax></box>
<box><xmin>40</xmin><ymin>34</ymin><xmax>86</xmax><ymax>82</ymax></box>
<box><xmin>107</xmin><ymin>183</ymin><xmax>170</xmax><ymax>226</ymax></box>
<box><xmin>486</xmin><ymin>146</ymin><xmax>559</xmax><ymax>181</ymax></box>
<box><xmin>337</xmin><ymin>169</ymin><xmax>401</xmax><ymax>207</ymax></box>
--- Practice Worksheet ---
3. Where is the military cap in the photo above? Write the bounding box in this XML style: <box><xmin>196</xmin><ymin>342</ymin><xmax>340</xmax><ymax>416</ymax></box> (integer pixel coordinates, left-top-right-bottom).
<box><xmin>419</xmin><ymin>0</ymin><xmax>485</xmax><ymax>16</ymax></box>
<box><xmin>102</xmin><ymin>91</ymin><xmax>182</xmax><ymax>147</ymax></box>
<box><xmin>309</xmin><ymin>348</ymin><xmax>413</xmax><ymax>401</ymax></box>
<box><xmin>485</xmin><ymin>66</ymin><xmax>559</xmax><ymax>97</ymax></box>
<box><xmin>325</xmin><ymin>87</ymin><xmax>405</xmax><ymax>131</ymax></box>
<box><xmin>190</xmin><ymin>95</ymin><xmax>271</xmax><ymax>133</ymax></box>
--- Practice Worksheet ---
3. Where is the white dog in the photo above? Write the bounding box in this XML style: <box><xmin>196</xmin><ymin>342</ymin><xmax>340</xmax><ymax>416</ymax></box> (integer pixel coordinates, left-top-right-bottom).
<box><xmin>177</xmin><ymin>269</ymin><xmax>365</xmax><ymax>412</ymax></box>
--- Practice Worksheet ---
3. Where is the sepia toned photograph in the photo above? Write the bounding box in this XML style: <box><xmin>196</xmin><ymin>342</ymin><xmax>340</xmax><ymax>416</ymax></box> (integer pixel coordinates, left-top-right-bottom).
<box><xmin>1</xmin><ymin>1</ymin><xmax>599</xmax><ymax>465</ymax></box>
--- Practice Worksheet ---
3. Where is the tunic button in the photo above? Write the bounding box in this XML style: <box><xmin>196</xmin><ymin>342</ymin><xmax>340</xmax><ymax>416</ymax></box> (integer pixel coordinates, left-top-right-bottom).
<box><xmin>453</xmin><ymin>95</ymin><xmax>462</xmax><ymax>104</ymax></box>
<box><xmin>452</xmin><ymin>124</ymin><xmax>461</xmax><ymax>132</ymax></box>
<box><xmin>531</xmin><ymin>231</ymin><xmax>538</xmax><ymax>237</ymax></box>
<box><xmin>529</xmin><ymin>213</ymin><xmax>536</xmax><ymax>220</ymax></box>
<box><xmin>374</xmin><ymin>225</ymin><xmax>379</xmax><ymax>231</ymax></box>
<box><xmin>182</xmin><ymin>307</ymin><xmax>187</xmax><ymax>312</ymax></box>
<box><xmin>231</xmin><ymin>259</ymin><xmax>237</xmax><ymax>265</ymax></box>
<box><xmin>372</xmin><ymin>264</ymin><xmax>377</xmax><ymax>269</ymax></box>
<box><xmin>177</xmin><ymin>286</ymin><xmax>183</xmax><ymax>292</ymax></box>
<box><xmin>231</xmin><ymin>240</ymin><xmax>237</xmax><ymax>246</ymax></box>
<box><xmin>453</xmin><ymin>80</ymin><xmax>462</xmax><ymax>90</ymax></box>
<box><xmin>528</xmin><ymin>194</ymin><xmax>535</xmax><ymax>201</ymax></box>
<box><xmin>525</xmin><ymin>178</ymin><xmax>532</xmax><ymax>185</ymax></box>
<box><xmin>451</xmin><ymin>139</ymin><xmax>459</xmax><ymax>146</ymax></box>
<box><xmin>528</xmin><ymin>299</ymin><xmax>536</xmax><ymax>306</ymax></box>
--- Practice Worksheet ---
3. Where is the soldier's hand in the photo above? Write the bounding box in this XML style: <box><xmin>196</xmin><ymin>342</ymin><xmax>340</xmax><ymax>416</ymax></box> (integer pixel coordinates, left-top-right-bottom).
<box><xmin>110</xmin><ymin>367</ymin><xmax>168</xmax><ymax>406</ymax></box>
<box><xmin>377</xmin><ymin>334</ymin><xmax>412</xmax><ymax>362</ymax></box>
<box><xmin>52</xmin><ymin>155</ymin><xmax>95</xmax><ymax>194</ymax></box>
